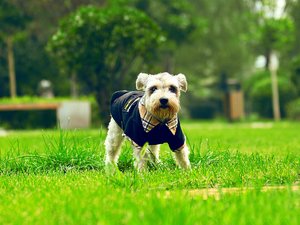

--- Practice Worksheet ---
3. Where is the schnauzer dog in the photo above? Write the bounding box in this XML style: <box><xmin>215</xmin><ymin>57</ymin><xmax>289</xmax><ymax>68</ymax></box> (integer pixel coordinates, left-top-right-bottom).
<box><xmin>104</xmin><ymin>72</ymin><xmax>191</xmax><ymax>171</ymax></box>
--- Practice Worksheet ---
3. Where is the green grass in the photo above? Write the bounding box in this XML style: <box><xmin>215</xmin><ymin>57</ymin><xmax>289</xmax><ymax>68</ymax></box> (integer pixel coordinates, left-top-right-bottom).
<box><xmin>0</xmin><ymin>172</ymin><xmax>299</xmax><ymax>225</ymax></box>
<box><xmin>0</xmin><ymin>121</ymin><xmax>299</xmax><ymax>224</ymax></box>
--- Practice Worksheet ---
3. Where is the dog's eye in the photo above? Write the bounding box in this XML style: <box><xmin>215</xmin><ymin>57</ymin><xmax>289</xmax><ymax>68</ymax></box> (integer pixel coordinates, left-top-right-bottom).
<box><xmin>169</xmin><ymin>85</ymin><xmax>177</xmax><ymax>93</ymax></box>
<box><xmin>149</xmin><ymin>86</ymin><xmax>157</xmax><ymax>94</ymax></box>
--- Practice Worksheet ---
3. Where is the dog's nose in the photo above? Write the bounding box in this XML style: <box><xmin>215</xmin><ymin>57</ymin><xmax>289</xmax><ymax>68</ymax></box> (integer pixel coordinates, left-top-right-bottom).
<box><xmin>159</xmin><ymin>98</ymin><xmax>168</xmax><ymax>106</ymax></box>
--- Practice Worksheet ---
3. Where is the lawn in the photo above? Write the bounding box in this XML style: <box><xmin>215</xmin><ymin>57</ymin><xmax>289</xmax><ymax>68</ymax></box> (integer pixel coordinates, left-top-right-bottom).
<box><xmin>0</xmin><ymin>121</ymin><xmax>299</xmax><ymax>225</ymax></box>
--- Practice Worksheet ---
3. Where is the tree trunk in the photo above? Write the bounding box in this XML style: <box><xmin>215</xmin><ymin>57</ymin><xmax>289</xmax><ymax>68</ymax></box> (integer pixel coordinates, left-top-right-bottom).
<box><xmin>265</xmin><ymin>49</ymin><xmax>271</xmax><ymax>71</ymax></box>
<box><xmin>269</xmin><ymin>52</ymin><xmax>281</xmax><ymax>121</ymax></box>
<box><xmin>270</xmin><ymin>69</ymin><xmax>281</xmax><ymax>121</ymax></box>
<box><xmin>95</xmin><ymin>89</ymin><xmax>111</xmax><ymax>126</ymax></box>
<box><xmin>7</xmin><ymin>36</ymin><xmax>17</xmax><ymax>98</ymax></box>
<box><xmin>70</xmin><ymin>72</ymin><xmax>78</xmax><ymax>98</ymax></box>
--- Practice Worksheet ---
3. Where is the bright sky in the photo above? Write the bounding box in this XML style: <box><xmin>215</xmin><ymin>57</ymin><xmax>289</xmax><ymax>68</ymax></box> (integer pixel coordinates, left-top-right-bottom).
<box><xmin>255</xmin><ymin>0</ymin><xmax>286</xmax><ymax>18</ymax></box>
<box><xmin>275</xmin><ymin>0</ymin><xmax>286</xmax><ymax>18</ymax></box>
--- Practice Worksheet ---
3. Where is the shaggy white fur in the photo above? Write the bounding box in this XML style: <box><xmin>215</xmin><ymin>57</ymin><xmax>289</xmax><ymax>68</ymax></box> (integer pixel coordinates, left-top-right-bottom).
<box><xmin>104</xmin><ymin>72</ymin><xmax>191</xmax><ymax>171</ymax></box>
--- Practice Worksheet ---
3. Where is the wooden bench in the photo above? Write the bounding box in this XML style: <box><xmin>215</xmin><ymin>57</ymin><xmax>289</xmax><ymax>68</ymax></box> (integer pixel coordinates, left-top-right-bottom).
<box><xmin>0</xmin><ymin>102</ymin><xmax>91</xmax><ymax>129</ymax></box>
<box><xmin>0</xmin><ymin>103</ymin><xmax>60</xmax><ymax>111</ymax></box>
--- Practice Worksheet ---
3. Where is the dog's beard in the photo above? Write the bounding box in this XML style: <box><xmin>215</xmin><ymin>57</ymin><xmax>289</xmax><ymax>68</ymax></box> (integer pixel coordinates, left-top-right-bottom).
<box><xmin>147</xmin><ymin>98</ymin><xmax>179</xmax><ymax>121</ymax></box>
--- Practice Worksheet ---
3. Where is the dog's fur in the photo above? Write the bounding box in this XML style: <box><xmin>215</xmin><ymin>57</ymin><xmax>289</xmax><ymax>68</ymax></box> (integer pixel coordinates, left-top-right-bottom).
<box><xmin>104</xmin><ymin>72</ymin><xmax>191</xmax><ymax>171</ymax></box>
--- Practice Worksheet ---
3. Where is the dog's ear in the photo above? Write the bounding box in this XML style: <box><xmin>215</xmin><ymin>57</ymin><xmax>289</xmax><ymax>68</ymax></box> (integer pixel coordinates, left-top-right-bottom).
<box><xmin>176</xmin><ymin>73</ymin><xmax>187</xmax><ymax>92</ymax></box>
<box><xmin>136</xmin><ymin>73</ymin><xmax>149</xmax><ymax>90</ymax></box>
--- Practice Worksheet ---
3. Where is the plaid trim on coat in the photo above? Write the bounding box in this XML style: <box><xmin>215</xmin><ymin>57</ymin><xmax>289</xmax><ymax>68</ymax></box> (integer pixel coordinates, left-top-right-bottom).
<box><xmin>138</xmin><ymin>99</ymin><xmax>178</xmax><ymax>135</ymax></box>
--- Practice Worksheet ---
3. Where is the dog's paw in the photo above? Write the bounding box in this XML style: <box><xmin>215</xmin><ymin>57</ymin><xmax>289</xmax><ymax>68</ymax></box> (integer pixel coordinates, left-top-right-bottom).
<box><xmin>105</xmin><ymin>163</ymin><xmax>120</xmax><ymax>176</ymax></box>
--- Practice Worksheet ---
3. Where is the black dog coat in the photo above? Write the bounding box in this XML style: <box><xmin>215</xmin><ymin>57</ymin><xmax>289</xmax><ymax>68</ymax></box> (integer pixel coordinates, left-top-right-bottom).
<box><xmin>110</xmin><ymin>91</ymin><xmax>185</xmax><ymax>151</ymax></box>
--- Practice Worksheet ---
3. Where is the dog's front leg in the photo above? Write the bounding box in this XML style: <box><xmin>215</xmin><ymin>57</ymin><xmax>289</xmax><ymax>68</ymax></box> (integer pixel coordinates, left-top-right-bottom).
<box><xmin>104</xmin><ymin>118</ymin><xmax>124</xmax><ymax>167</ymax></box>
<box><xmin>133</xmin><ymin>146</ymin><xmax>150</xmax><ymax>171</ymax></box>
<box><xmin>174</xmin><ymin>145</ymin><xmax>191</xmax><ymax>169</ymax></box>
<box><xmin>148</xmin><ymin>145</ymin><xmax>161</xmax><ymax>163</ymax></box>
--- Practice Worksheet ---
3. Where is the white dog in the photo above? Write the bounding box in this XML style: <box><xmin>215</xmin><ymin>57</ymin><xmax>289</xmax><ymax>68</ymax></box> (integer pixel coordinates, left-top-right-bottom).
<box><xmin>104</xmin><ymin>72</ymin><xmax>191</xmax><ymax>171</ymax></box>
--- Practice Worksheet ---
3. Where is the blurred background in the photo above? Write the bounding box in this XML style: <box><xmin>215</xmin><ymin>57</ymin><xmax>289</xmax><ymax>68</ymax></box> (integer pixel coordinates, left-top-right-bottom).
<box><xmin>0</xmin><ymin>0</ymin><xmax>300</xmax><ymax>129</ymax></box>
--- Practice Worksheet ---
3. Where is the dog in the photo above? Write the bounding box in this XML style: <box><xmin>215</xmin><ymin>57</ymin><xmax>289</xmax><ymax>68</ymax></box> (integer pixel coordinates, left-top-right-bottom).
<box><xmin>104</xmin><ymin>72</ymin><xmax>191</xmax><ymax>171</ymax></box>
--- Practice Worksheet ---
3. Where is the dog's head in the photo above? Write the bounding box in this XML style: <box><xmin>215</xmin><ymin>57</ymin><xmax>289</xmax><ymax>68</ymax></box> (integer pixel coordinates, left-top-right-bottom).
<box><xmin>136</xmin><ymin>72</ymin><xmax>187</xmax><ymax>121</ymax></box>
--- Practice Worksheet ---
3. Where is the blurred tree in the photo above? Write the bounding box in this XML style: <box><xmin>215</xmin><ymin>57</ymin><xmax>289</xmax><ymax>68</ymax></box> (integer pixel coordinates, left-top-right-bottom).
<box><xmin>172</xmin><ymin>0</ymin><xmax>259</xmax><ymax>118</ymax></box>
<box><xmin>0</xmin><ymin>0</ymin><xmax>105</xmax><ymax>97</ymax></box>
<box><xmin>1</xmin><ymin>0</ymin><xmax>298</xmax><ymax>121</ymax></box>
<box><xmin>288</xmin><ymin>0</ymin><xmax>300</xmax><ymax>52</ymax></box>
<box><xmin>0</xmin><ymin>0</ymin><xmax>30</xmax><ymax>97</ymax></box>
<box><xmin>244</xmin><ymin>70</ymin><xmax>297</xmax><ymax>118</ymax></box>
<box><xmin>258</xmin><ymin>17</ymin><xmax>295</xmax><ymax>70</ymax></box>
<box><xmin>288</xmin><ymin>0</ymin><xmax>300</xmax><ymax>94</ymax></box>
<box><xmin>255</xmin><ymin>1</ymin><xmax>295</xmax><ymax>120</ymax></box>
<box><xmin>14</xmin><ymin>0</ymin><xmax>104</xmax><ymax>43</ymax></box>
<box><xmin>176</xmin><ymin>0</ymin><xmax>259</xmax><ymax>85</ymax></box>
<box><xmin>131</xmin><ymin>0</ymin><xmax>198</xmax><ymax>72</ymax></box>
<box><xmin>47</xmin><ymin>6</ymin><xmax>164</xmax><ymax>123</ymax></box>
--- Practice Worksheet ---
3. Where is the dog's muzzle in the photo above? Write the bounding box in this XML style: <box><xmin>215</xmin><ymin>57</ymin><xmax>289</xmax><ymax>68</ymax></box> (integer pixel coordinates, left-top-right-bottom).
<box><xmin>159</xmin><ymin>98</ymin><xmax>169</xmax><ymax>108</ymax></box>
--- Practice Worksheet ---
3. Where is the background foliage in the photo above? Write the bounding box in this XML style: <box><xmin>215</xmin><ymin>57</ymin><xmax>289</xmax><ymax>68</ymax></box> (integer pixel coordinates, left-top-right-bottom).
<box><xmin>1</xmin><ymin>0</ymin><xmax>300</xmax><ymax>126</ymax></box>
<box><xmin>47</xmin><ymin>5</ymin><xmax>164</xmax><ymax>122</ymax></box>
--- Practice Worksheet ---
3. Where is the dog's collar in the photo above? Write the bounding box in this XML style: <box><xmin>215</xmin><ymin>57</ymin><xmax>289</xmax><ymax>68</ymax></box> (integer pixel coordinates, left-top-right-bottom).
<box><xmin>138</xmin><ymin>98</ymin><xmax>178</xmax><ymax>135</ymax></box>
